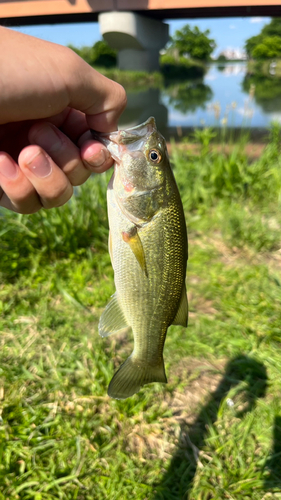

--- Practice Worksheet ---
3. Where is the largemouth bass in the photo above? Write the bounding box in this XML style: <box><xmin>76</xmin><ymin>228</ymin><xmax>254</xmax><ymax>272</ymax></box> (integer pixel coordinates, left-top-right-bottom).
<box><xmin>97</xmin><ymin>117</ymin><xmax>188</xmax><ymax>400</ymax></box>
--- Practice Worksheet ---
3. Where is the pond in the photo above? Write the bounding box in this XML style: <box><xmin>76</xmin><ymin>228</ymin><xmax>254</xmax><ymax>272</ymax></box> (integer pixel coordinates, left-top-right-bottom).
<box><xmin>119</xmin><ymin>62</ymin><xmax>281</xmax><ymax>138</ymax></box>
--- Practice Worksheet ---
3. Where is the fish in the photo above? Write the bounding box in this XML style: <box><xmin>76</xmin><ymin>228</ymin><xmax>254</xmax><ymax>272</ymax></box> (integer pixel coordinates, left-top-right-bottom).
<box><xmin>97</xmin><ymin>117</ymin><xmax>188</xmax><ymax>400</ymax></box>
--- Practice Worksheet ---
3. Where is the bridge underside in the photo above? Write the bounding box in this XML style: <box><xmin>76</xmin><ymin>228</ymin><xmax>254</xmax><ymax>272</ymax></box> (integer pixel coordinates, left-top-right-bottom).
<box><xmin>1</xmin><ymin>3</ymin><xmax>281</xmax><ymax>27</ymax></box>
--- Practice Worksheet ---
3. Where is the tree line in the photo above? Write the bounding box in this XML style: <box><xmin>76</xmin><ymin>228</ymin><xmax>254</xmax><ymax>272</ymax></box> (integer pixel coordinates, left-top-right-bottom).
<box><xmin>70</xmin><ymin>18</ymin><xmax>281</xmax><ymax>69</ymax></box>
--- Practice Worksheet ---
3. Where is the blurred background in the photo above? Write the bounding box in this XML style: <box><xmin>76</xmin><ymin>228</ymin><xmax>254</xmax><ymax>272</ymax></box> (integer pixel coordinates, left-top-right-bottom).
<box><xmin>11</xmin><ymin>15</ymin><xmax>281</xmax><ymax>139</ymax></box>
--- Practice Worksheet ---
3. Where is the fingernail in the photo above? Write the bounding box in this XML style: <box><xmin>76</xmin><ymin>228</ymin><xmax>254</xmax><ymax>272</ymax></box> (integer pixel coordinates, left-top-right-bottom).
<box><xmin>26</xmin><ymin>150</ymin><xmax>52</xmax><ymax>178</ymax></box>
<box><xmin>30</xmin><ymin>124</ymin><xmax>62</xmax><ymax>153</ymax></box>
<box><xmin>85</xmin><ymin>148</ymin><xmax>109</xmax><ymax>168</ymax></box>
<box><xmin>0</xmin><ymin>154</ymin><xmax>18</xmax><ymax>179</ymax></box>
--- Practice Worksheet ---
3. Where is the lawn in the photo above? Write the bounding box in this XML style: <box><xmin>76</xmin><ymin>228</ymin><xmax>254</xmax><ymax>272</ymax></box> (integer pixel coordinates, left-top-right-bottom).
<box><xmin>0</xmin><ymin>125</ymin><xmax>281</xmax><ymax>499</ymax></box>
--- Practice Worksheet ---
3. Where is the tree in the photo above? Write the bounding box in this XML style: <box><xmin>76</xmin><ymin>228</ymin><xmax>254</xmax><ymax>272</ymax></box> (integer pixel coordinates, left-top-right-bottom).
<box><xmin>245</xmin><ymin>18</ymin><xmax>281</xmax><ymax>59</ymax></box>
<box><xmin>91</xmin><ymin>41</ymin><xmax>117</xmax><ymax>67</ymax></box>
<box><xmin>217</xmin><ymin>54</ymin><xmax>227</xmax><ymax>62</ymax></box>
<box><xmin>169</xmin><ymin>25</ymin><xmax>216</xmax><ymax>61</ymax></box>
<box><xmin>68</xmin><ymin>40</ymin><xmax>117</xmax><ymax>68</ymax></box>
<box><xmin>252</xmin><ymin>36</ymin><xmax>281</xmax><ymax>60</ymax></box>
<box><xmin>262</xmin><ymin>17</ymin><xmax>281</xmax><ymax>38</ymax></box>
<box><xmin>245</xmin><ymin>34</ymin><xmax>263</xmax><ymax>58</ymax></box>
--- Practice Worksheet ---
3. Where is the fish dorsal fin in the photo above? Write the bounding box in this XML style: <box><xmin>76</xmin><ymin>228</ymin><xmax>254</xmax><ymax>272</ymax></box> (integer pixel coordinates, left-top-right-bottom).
<box><xmin>172</xmin><ymin>284</ymin><xmax>188</xmax><ymax>327</ymax></box>
<box><xmin>122</xmin><ymin>226</ymin><xmax>148</xmax><ymax>277</ymax></box>
<box><xmin>98</xmin><ymin>293</ymin><xmax>129</xmax><ymax>338</ymax></box>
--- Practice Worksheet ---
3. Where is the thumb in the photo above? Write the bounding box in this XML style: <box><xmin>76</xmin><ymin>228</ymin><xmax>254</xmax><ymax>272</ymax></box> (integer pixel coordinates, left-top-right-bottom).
<box><xmin>65</xmin><ymin>51</ymin><xmax>127</xmax><ymax>132</ymax></box>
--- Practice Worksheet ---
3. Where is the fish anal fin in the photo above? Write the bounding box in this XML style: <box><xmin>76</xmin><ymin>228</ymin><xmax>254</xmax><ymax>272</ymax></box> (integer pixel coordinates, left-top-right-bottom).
<box><xmin>108</xmin><ymin>354</ymin><xmax>167</xmax><ymax>400</ymax></box>
<box><xmin>122</xmin><ymin>226</ymin><xmax>147</xmax><ymax>277</ymax></box>
<box><xmin>172</xmin><ymin>284</ymin><xmax>188</xmax><ymax>327</ymax></box>
<box><xmin>98</xmin><ymin>293</ymin><xmax>129</xmax><ymax>338</ymax></box>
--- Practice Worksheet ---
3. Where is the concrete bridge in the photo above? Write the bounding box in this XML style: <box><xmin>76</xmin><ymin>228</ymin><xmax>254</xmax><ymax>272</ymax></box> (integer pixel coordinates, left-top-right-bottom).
<box><xmin>1</xmin><ymin>1</ymin><xmax>281</xmax><ymax>71</ymax></box>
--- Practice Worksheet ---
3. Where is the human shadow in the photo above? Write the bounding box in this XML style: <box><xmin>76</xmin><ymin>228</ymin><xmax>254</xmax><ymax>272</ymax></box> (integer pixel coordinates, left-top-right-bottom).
<box><xmin>264</xmin><ymin>415</ymin><xmax>281</xmax><ymax>492</ymax></box>
<box><xmin>153</xmin><ymin>355</ymin><xmax>268</xmax><ymax>499</ymax></box>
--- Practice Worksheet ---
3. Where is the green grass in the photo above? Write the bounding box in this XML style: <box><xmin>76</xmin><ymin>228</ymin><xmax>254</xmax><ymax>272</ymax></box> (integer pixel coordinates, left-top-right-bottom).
<box><xmin>96</xmin><ymin>67</ymin><xmax>163</xmax><ymax>91</ymax></box>
<box><xmin>1</xmin><ymin>124</ymin><xmax>281</xmax><ymax>498</ymax></box>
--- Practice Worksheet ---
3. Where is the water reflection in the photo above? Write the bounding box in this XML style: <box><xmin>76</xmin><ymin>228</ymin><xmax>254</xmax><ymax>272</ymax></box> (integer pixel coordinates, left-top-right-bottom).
<box><xmin>119</xmin><ymin>63</ymin><xmax>281</xmax><ymax>133</ymax></box>
<box><xmin>163</xmin><ymin>80</ymin><xmax>213</xmax><ymax>113</ymax></box>
<box><xmin>242</xmin><ymin>72</ymin><xmax>281</xmax><ymax>113</ymax></box>
<box><xmin>220</xmin><ymin>64</ymin><xmax>246</xmax><ymax>76</ymax></box>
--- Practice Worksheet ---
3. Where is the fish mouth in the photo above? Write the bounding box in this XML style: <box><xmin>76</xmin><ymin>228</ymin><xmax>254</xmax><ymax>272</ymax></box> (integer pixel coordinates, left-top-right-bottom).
<box><xmin>91</xmin><ymin>117</ymin><xmax>157</xmax><ymax>163</ymax></box>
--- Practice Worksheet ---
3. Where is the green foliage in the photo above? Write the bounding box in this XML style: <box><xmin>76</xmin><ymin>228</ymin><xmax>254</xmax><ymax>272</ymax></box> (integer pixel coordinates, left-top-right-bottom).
<box><xmin>245</xmin><ymin>17</ymin><xmax>281</xmax><ymax>59</ymax></box>
<box><xmin>95</xmin><ymin>67</ymin><xmax>163</xmax><ymax>90</ymax></box>
<box><xmin>69</xmin><ymin>40</ymin><xmax>117</xmax><ymax>68</ymax></box>
<box><xmin>245</xmin><ymin>34</ymin><xmax>263</xmax><ymax>59</ymax></box>
<box><xmin>252</xmin><ymin>36</ymin><xmax>281</xmax><ymax>60</ymax></box>
<box><xmin>169</xmin><ymin>24</ymin><xmax>216</xmax><ymax>61</ymax></box>
<box><xmin>261</xmin><ymin>16</ymin><xmax>281</xmax><ymax>38</ymax></box>
<box><xmin>160</xmin><ymin>53</ymin><xmax>206</xmax><ymax>79</ymax></box>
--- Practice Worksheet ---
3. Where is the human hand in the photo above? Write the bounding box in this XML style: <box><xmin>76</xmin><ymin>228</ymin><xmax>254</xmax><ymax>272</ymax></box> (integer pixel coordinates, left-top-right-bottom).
<box><xmin>0</xmin><ymin>27</ymin><xmax>126</xmax><ymax>214</ymax></box>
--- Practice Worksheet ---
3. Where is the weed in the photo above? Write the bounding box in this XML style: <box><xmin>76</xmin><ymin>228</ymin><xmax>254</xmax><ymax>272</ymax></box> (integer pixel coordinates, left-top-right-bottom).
<box><xmin>220</xmin><ymin>202</ymin><xmax>281</xmax><ymax>252</ymax></box>
<box><xmin>0</xmin><ymin>173</ymin><xmax>110</xmax><ymax>280</ymax></box>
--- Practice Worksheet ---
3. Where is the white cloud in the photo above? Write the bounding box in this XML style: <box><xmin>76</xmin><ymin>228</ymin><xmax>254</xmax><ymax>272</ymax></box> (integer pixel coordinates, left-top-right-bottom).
<box><xmin>250</xmin><ymin>17</ymin><xmax>264</xmax><ymax>23</ymax></box>
<box><xmin>229</xmin><ymin>25</ymin><xmax>236</xmax><ymax>29</ymax></box>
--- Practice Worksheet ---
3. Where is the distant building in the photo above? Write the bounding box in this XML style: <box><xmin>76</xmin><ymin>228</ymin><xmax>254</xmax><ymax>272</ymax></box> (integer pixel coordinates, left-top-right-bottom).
<box><xmin>218</xmin><ymin>48</ymin><xmax>247</xmax><ymax>60</ymax></box>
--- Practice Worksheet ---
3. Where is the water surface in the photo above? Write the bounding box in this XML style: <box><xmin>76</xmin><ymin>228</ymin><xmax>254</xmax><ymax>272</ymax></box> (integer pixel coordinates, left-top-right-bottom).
<box><xmin>120</xmin><ymin>63</ymin><xmax>281</xmax><ymax>136</ymax></box>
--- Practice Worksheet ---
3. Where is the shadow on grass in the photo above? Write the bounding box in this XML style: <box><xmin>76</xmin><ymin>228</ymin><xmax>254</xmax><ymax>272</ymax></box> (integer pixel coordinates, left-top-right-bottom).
<box><xmin>153</xmin><ymin>355</ymin><xmax>268</xmax><ymax>500</ymax></box>
<box><xmin>264</xmin><ymin>415</ymin><xmax>281</xmax><ymax>492</ymax></box>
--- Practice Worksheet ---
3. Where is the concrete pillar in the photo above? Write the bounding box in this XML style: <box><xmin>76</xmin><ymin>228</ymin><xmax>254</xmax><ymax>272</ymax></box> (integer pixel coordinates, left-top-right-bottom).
<box><xmin>98</xmin><ymin>11</ymin><xmax>169</xmax><ymax>72</ymax></box>
<box><xmin>118</xmin><ymin>48</ymin><xmax>160</xmax><ymax>72</ymax></box>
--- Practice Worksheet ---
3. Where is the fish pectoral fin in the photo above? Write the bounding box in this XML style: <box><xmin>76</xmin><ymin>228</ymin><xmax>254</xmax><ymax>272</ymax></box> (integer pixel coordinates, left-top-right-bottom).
<box><xmin>122</xmin><ymin>226</ymin><xmax>148</xmax><ymax>277</ymax></box>
<box><xmin>172</xmin><ymin>284</ymin><xmax>188</xmax><ymax>327</ymax></box>
<box><xmin>108</xmin><ymin>354</ymin><xmax>167</xmax><ymax>400</ymax></box>
<box><xmin>98</xmin><ymin>293</ymin><xmax>129</xmax><ymax>338</ymax></box>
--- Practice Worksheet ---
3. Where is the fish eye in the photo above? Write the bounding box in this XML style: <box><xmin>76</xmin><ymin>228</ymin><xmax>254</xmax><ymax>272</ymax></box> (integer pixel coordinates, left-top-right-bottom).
<box><xmin>148</xmin><ymin>149</ymin><xmax>162</xmax><ymax>164</ymax></box>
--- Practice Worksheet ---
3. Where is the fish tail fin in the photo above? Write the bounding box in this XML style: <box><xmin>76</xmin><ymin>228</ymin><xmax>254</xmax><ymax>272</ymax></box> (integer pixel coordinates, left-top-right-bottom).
<box><xmin>108</xmin><ymin>355</ymin><xmax>167</xmax><ymax>400</ymax></box>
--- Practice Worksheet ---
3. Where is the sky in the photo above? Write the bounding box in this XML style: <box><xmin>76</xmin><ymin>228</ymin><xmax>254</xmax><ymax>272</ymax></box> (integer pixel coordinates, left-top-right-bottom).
<box><xmin>11</xmin><ymin>16</ymin><xmax>270</xmax><ymax>56</ymax></box>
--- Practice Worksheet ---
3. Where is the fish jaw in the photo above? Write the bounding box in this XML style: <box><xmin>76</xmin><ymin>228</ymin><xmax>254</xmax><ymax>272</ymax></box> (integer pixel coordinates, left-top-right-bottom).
<box><xmin>91</xmin><ymin>117</ymin><xmax>157</xmax><ymax>163</ymax></box>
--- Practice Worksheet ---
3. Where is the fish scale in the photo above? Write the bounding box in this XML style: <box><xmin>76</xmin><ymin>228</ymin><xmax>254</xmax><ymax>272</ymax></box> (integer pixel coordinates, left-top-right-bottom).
<box><xmin>98</xmin><ymin>117</ymin><xmax>188</xmax><ymax>399</ymax></box>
